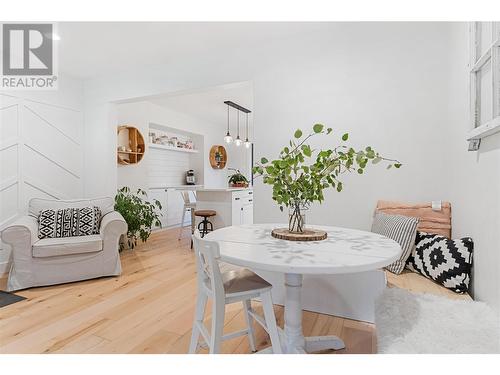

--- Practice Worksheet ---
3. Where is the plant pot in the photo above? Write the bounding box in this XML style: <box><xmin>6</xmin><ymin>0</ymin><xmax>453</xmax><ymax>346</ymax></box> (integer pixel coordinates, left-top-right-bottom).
<box><xmin>119</xmin><ymin>234</ymin><xmax>136</xmax><ymax>251</ymax></box>
<box><xmin>230</xmin><ymin>182</ymin><xmax>249</xmax><ymax>188</ymax></box>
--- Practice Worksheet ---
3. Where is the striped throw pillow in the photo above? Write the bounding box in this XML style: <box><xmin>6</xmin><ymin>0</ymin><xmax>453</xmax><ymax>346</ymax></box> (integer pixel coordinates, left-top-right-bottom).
<box><xmin>371</xmin><ymin>212</ymin><xmax>419</xmax><ymax>274</ymax></box>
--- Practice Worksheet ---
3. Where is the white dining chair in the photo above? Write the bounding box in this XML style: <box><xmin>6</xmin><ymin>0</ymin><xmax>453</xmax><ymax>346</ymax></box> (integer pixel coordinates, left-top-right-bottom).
<box><xmin>189</xmin><ymin>230</ymin><xmax>282</xmax><ymax>354</ymax></box>
<box><xmin>178</xmin><ymin>190</ymin><xmax>196</xmax><ymax>241</ymax></box>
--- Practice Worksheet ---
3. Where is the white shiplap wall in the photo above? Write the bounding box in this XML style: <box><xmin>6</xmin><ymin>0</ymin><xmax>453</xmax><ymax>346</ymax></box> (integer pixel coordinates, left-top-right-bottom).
<box><xmin>147</xmin><ymin>148</ymin><xmax>190</xmax><ymax>187</ymax></box>
<box><xmin>0</xmin><ymin>83</ymin><xmax>84</xmax><ymax>274</ymax></box>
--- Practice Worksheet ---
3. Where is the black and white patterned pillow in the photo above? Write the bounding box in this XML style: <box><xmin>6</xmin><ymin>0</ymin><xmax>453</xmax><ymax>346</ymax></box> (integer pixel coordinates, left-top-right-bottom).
<box><xmin>407</xmin><ymin>231</ymin><xmax>473</xmax><ymax>293</ymax></box>
<box><xmin>371</xmin><ymin>212</ymin><xmax>420</xmax><ymax>274</ymax></box>
<box><xmin>38</xmin><ymin>206</ymin><xmax>102</xmax><ymax>239</ymax></box>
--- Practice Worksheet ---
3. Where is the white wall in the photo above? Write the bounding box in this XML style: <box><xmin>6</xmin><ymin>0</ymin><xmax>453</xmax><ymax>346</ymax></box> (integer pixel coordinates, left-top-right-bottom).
<box><xmin>82</xmin><ymin>23</ymin><xmax>499</xmax><ymax>311</ymax></box>
<box><xmin>446</xmin><ymin>23</ymin><xmax>500</xmax><ymax>311</ymax></box>
<box><xmin>115</xmin><ymin>100</ymin><xmax>250</xmax><ymax>192</ymax></box>
<box><xmin>0</xmin><ymin>74</ymin><xmax>85</xmax><ymax>274</ymax></box>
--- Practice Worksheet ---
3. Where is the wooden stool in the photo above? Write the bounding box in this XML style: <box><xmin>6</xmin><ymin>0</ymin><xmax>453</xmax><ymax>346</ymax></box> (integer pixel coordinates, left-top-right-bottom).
<box><xmin>195</xmin><ymin>210</ymin><xmax>216</xmax><ymax>238</ymax></box>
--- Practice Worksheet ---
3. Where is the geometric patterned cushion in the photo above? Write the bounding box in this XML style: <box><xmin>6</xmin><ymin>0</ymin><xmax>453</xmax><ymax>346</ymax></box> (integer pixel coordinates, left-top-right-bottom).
<box><xmin>406</xmin><ymin>231</ymin><xmax>473</xmax><ymax>294</ymax></box>
<box><xmin>371</xmin><ymin>211</ymin><xmax>420</xmax><ymax>275</ymax></box>
<box><xmin>38</xmin><ymin>206</ymin><xmax>102</xmax><ymax>239</ymax></box>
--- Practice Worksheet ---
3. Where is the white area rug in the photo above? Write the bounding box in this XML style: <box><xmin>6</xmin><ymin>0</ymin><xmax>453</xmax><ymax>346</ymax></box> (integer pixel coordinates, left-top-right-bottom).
<box><xmin>375</xmin><ymin>287</ymin><xmax>500</xmax><ymax>353</ymax></box>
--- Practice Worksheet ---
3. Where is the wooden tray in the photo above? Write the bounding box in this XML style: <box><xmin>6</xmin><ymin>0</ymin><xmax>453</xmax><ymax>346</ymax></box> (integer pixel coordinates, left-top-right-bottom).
<box><xmin>271</xmin><ymin>228</ymin><xmax>327</xmax><ymax>241</ymax></box>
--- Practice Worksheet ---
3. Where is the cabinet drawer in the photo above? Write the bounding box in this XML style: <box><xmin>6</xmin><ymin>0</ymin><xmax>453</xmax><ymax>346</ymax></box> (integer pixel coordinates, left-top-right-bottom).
<box><xmin>232</xmin><ymin>190</ymin><xmax>253</xmax><ymax>200</ymax></box>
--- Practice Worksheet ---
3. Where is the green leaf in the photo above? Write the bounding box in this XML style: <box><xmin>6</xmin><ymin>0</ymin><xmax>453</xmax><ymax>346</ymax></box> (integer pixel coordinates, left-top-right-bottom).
<box><xmin>294</xmin><ymin>129</ymin><xmax>303</xmax><ymax>139</ymax></box>
<box><xmin>302</xmin><ymin>144</ymin><xmax>312</xmax><ymax>157</ymax></box>
<box><xmin>342</xmin><ymin>133</ymin><xmax>349</xmax><ymax>141</ymax></box>
<box><xmin>260</xmin><ymin>157</ymin><xmax>268</xmax><ymax>164</ymax></box>
<box><xmin>313</xmin><ymin>124</ymin><xmax>324</xmax><ymax>133</ymax></box>
<box><xmin>265</xmin><ymin>166</ymin><xmax>276</xmax><ymax>174</ymax></box>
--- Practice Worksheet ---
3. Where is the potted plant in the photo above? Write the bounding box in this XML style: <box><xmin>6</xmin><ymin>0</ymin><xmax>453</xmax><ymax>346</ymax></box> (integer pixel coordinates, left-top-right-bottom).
<box><xmin>228</xmin><ymin>168</ymin><xmax>249</xmax><ymax>188</ymax></box>
<box><xmin>114</xmin><ymin>186</ymin><xmax>162</xmax><ymax>250</ymax></box>
<box><xmin>253</xmin><ymin>124</ymin><xmax>401</xmax><ymax>234</ymax></box>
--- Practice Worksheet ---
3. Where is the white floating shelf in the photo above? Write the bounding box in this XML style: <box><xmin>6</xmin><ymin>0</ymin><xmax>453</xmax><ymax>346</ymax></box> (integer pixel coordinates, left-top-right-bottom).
<box><xmin>148</xmin><ymin>143</ymin><xmax>199</xmax><ymax>154</ymax></box>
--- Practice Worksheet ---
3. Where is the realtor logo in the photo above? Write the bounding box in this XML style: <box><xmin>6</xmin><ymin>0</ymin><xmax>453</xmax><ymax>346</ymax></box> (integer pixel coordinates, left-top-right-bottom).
<box><xmin>1</xmin><ymin>23</ymin><xmax>58</xmax><ymax>89</ymax></box>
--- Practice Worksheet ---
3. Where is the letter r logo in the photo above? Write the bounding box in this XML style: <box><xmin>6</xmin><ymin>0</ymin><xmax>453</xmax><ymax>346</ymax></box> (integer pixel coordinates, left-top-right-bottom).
<box><xmin>2</xmin><ymin>24</ymin><xmax>53</xmax><ymax>75</ymax></box>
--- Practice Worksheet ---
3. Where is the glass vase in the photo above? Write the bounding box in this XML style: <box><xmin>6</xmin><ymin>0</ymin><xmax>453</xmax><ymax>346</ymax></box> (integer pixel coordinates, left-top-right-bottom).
<box><xmin>288</xmin><ymin>204</ymin><xmax>306</xmax><ymax>233</ymax></box>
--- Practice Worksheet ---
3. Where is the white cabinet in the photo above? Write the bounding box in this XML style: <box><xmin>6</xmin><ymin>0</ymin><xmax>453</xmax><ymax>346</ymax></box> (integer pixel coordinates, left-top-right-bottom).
<box><xmin>231</xmin><ymin>191</ymin><xmax>254</xmax><ymax>226</ymax></box>
<box><xmin>148</xmin><ymin>188</ymin><xmax>168</xmax><ymax>229</ymax></box>
<box><xmin>241</xmin><ymin>200</ymin><xmax>254</xmax><ymax>225</ymax></box>
<box><xmin>149</xmin><ymin>188</ymin><xmax>190</xmax><ymax>229</ymax></box>
<box><xmin>196</xmin><ymin>188</ymin><xmax>254</xmax><ymax>229</ymax></box>
<box><xmin>166</xmin><ymin>189</ymin><xmax>185</xmax><ymax>227</ymax></box>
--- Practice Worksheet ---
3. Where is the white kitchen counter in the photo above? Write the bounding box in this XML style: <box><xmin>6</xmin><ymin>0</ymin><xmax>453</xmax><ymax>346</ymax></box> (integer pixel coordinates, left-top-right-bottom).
<box><xmin>196</xmin><ymin>188</ymin><xmax>253</xmax><ymax>229</ymax></box>
<box><xmin>149</xmin><ymin>184</ymin><xmax>204</xmax><ymax>190</ymax></box>
<box><xmin>196</xmin><ymin>187</ymin><xmax>252</xmax><ymax>192</ymax></box>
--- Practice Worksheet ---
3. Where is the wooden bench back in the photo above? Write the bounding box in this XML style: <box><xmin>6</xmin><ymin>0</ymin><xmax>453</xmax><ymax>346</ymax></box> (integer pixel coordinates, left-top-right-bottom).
<box><xmin>375</xmin><ymin>200</ymin><xmax>452</xmax><ymax>238</ymax></box>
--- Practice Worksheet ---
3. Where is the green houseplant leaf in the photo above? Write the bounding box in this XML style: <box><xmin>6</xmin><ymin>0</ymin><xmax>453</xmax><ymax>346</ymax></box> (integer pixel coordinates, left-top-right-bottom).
<box><xmin>252</xmin><ymin>124</ymin><xmax>401</xmax><ymax>233</ymax></box>
<box><xmin>114</xmin><ymin>187</ymin><xmax>162</xmax><ymax>250</ymax></box>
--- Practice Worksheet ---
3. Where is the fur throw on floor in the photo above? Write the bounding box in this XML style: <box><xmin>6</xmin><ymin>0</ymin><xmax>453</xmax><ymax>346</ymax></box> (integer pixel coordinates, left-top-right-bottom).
<box><xmin>375</xmin><ymin>287</ymin><xmax>500</xmax><ymax>353</ymax></box>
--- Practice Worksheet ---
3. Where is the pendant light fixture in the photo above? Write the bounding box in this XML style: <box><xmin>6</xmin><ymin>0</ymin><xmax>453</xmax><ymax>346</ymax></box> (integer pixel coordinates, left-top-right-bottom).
<box><xmin>223</xmin><ymin>104</ymin><xmax>233</xmax><ymax>143</ymax></box>
<box><xmin>223</xmin><ymin>100</ymin><xmax>251</xmax><ymax>146</ymax></box>
<box><xmin>234</xmin><ymin>109</ymin><xmax>242</xmax><ymax>146</ymax></box>
<box><xmin>244</xmin><ymin>112</ymin><xmax>251</xmax><ymax>148</ymax></box>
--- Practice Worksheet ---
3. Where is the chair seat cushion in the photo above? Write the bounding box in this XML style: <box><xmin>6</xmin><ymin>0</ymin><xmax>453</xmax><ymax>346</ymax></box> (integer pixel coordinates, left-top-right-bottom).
<box><xmin>221</xmin><ymin>268</ymin><xmax>272</xmax><ymax>295</ymax></box>
<box><xmin>32</xmin><ymin>235</ymin><xmax>103</xmax><ymax>258</ymax></box>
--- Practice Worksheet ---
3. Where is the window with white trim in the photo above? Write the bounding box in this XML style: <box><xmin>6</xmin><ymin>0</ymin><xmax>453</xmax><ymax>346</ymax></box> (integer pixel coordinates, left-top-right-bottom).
<box><xmin>468</xmin><ymin>22</ymin><xmax>500</xmax><ymax>140</ymax></box>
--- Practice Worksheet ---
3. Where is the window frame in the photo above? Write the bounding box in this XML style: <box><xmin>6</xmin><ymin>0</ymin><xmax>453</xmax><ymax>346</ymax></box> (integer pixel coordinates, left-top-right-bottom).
<box><xmin>468</xmin><ymin>22</ymin><xmax>500</xmax><ymax>140</ymax></box>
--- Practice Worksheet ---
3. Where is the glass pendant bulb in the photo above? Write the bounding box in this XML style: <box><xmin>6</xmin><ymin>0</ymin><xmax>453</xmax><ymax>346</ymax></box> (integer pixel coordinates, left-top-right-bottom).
<box><xmin>224</xmin><ymin>132</ymin><xmax>233</xmax><ymax>143</ymax></box>
<box><xmin>234</xmin><ymin>109</ymin><xmax>242</xmax><ymax>146</ymax></box>
<box><xmin>244</xmin><ymin>113</ymin><xmax>251</xmax><ymax>148</ymax></box>
<box><xmin>224</xmin><ymin>104</ymin><xmax>232</xmax><ymax>143</ymax></box>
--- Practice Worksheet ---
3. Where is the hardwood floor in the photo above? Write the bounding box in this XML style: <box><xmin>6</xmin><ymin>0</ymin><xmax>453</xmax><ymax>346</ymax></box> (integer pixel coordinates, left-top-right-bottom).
<box><xmin>0</xmin><ymin>228</ymin><xmax>376</xmax><ymax>354</ymax></box>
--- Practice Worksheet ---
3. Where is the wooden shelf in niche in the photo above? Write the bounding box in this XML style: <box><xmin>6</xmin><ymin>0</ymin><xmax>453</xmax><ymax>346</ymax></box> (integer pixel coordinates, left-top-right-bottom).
<box><xmin>117</xmin><ymin>125</ymin><xmax>145</xmax><ymax>165</ymax></box>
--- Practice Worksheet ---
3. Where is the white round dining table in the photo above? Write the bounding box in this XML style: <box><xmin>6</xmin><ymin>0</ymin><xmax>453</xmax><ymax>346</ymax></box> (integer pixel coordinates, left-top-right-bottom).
<box><xmin>205</xmin><ymin>223</ymin><xmax>402</xmax><ymax>354</ymax></box>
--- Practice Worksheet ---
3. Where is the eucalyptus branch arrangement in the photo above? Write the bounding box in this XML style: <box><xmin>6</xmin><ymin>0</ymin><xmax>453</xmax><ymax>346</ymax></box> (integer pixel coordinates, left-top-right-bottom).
<box><xmin>252</xmin><ymin>124</ymin><xmax>401</xmax><ymax>233</ymax></box>
<box><xmin>114</xmin><ymin>187</ymin><xmax>162</xmax><ymax>249</ymax></box>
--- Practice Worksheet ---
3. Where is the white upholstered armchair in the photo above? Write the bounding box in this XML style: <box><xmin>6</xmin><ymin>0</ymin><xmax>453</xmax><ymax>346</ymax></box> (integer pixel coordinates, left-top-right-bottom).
<box><xmin>1</xmin><ymin>197</ymin><xmax>127</xmax><ymax>291</ymax></box>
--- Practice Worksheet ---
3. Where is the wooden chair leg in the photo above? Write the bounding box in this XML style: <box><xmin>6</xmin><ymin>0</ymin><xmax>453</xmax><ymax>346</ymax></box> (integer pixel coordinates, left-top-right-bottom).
<box><xmin>209</xmin><ymin>299</ymin><xmax>225</xmax><ymax>354</ymax></box>
<box><xmin>189</xmin><ymin>292</ymin><xmax>208</xmax><ymax>353</ymax></box>
<box><xmin>242</xmin><ymin>299</ymin><xmax>257</xmax><ymax>352</ymax></box>
<box><xmin>261</xmin><ymin>291</ymin><xmax>283</xmax><ymax>354</ymax></box>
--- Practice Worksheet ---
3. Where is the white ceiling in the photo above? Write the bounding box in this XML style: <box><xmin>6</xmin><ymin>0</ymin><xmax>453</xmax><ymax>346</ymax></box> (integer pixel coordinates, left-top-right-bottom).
<box><xmin>148</xmin><ymin>82</ymin><xmax>253</xmax><ymax>127</ymax></box>
<box><xmin>57</xmin><ymin>22</ymin><xmax>330</xmax><ymax>78</ymax></box>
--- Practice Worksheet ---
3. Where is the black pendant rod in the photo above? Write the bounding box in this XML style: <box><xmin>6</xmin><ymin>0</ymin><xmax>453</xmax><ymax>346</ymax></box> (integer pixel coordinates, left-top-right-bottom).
<box><xmin>224</xmin><ymin>100</ymin><xmax>251</xmax><ymax>114</ymax></box>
